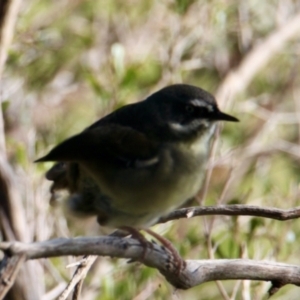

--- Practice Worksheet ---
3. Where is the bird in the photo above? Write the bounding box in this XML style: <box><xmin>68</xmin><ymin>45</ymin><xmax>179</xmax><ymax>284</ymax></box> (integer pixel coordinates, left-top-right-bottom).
<box><xmin>36</xmin><ymin>84</ymin><xmax>238</xmax><ymax>231</ymax></box>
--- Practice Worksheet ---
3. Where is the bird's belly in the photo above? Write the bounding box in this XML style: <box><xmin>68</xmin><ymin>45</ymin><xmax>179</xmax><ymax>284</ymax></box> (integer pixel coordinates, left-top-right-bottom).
<box><xmin>107</xmin><ymin>168</ymin><xmax>204</xmax><ymax>228</ymax></box>
<box><xmin>89</xmin><ymin>148</ymin><xmax>207</xmax><ymax>227</ymax></box>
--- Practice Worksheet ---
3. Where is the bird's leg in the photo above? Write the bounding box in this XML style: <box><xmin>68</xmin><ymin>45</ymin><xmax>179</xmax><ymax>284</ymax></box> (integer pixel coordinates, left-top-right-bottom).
<box><xmin>144</xmin><ymin>228</ymin><xmax>186</xmax><ymax>274</ymax></box>
<box><xmin>117</xmin><ymin>226</ymin><xmax>186</xmax><ymax>274</ymax></box>
<box><xmin>118</xmin><ymin>226</ymin><xmax>152</xmax><ymax>262</ymax></box>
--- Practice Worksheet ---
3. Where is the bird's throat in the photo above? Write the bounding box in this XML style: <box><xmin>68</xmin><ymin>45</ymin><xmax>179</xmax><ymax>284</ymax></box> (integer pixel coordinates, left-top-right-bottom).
<box><xmin>187</xmin><ymin>123</ymin><xmax>216</xmax><ymax>157</ymax></box>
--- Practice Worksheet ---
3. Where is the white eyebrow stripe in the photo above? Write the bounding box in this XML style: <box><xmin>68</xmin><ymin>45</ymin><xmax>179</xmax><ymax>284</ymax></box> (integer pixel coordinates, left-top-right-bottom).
<box><xmin>169</xmin><ymin>119</ymin><xmax>210</xmax><ymax>133</ymax></box>
<box><xmin>134</xmin><ymin>156</ymin><xmax>159</xmax><ymax>168</ymax></box>
<box><xmin>190</xmin><ymin>99</ymin><xmax>214</xmax><ymax>112</ymax></box>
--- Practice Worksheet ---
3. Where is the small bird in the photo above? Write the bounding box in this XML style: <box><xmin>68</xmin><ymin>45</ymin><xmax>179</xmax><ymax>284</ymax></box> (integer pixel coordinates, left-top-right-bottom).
<box><xmin>36</xmin><ymin>84</ymin><xmax>238</xmax><ymax>230</ymax></box>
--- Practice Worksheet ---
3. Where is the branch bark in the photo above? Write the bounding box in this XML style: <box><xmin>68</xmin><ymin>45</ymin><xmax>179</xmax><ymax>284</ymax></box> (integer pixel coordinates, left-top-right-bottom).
<box><xmin>0</xmin><ymin>2</ymin><xmax>42</xmax><ymax>299</ymax></box>
<box><xmin>2</xmin><ymin>204</ymin><xmax>300</xmax><ymax>299</ymax></box>
<box><xmin>158</xmin><ymin>204</ymin><xmax>300</xmax><ymax>223</ymax></box>
<box><xmin>0</xmin><ymin>254</ymin><xmax>26</xmax><ymax>299</ymax></box>
<box><xmin>59</xmin><ymin>256</ymin><xmax>97</xmax><ymax>300</ymax></box>
<box><xmin>0</xmin><ymin>236</ymin><xmax>299</xmax><ymax>297</ymax></box>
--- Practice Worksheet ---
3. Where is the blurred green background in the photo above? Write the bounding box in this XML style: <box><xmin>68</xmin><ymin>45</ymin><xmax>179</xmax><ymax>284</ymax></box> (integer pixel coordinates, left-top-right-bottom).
<box><xmin>2</xmin><ymin>0</ymin><xmax>300</xmax><ymax>299</ymax></box>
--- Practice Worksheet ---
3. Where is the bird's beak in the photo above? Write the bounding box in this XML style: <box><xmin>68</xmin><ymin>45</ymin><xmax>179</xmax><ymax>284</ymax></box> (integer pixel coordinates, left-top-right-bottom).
<box><xmin>214</xmin><ymin>111</ymin><xmax>239</xmax><ymax>122</ymax></box>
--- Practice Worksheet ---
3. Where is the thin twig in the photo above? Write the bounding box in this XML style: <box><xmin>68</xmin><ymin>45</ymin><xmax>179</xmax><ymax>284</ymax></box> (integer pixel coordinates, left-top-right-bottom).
<box><xmin>0</xmin><ymin>254</ymin><xmax>26</xmax><ymax>299</ymax></box>
<box><xmin>216</xmin><ymin>11</ymin><xmax>300</xmax><ymax>107</ymax></box>
<box><xmin>58</xmin><ymin>255</ymin><xmax>97</xmax><ymax>300</ymax></box>
<box><xmin>158</xmin><ymin>204</ymin><xmax>300</xmax><ymax>224</ymax></box>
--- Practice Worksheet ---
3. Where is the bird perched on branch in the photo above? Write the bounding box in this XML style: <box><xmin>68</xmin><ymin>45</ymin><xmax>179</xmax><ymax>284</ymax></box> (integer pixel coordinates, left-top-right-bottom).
<box><xmin>36</xmin><ymin>84</ymin><xmax>238</xmax><ymax>231</ymax></box>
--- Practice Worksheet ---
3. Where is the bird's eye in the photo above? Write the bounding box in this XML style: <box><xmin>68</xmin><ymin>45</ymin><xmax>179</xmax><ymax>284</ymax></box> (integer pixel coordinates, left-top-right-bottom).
<box><xmin>185</xmin><ymin>105</ymin><xmax>194</xmax><ymax>113</ymax></box>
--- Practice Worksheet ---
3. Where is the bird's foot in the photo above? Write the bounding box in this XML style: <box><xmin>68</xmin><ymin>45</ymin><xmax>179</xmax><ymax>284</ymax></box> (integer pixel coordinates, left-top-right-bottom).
<box><xmin>118</xmin><ymin>226</ymin><xmax>153</xmax><ymax>262</ymax></box>
<box><xmin>144</xmin><ymin>228</ymin><xmax>186</xmax><ymax>274</ymax></box>
<box><xmin>115</xmin><ymin>226</ymin><xmax>186</xmax><ymax>274</ymax></box>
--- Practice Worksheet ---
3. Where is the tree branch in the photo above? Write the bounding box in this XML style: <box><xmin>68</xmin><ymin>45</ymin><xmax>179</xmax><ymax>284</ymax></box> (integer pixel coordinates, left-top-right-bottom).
<box><xmin>0</xmin><ymin>236</ymin><xmax>300</xmax><ymax>296</ymax></box>
<box><xmin>158</xmin><ymin>204</ymin><xmax>300</xmax><ymax>223</ymax></box>
<box><xmin>215</xmin><ymin>11</ymin><xmax>300</xmax><ymax>106</ymax></box>
<box><xmin>0</xmin><ymin>254</ymin><xmax>26</xmax><ymax>299</ymax></box>
<box><xmin>2</xmin><ymin>203</ymin><xmax>300</xmax><ymax>298</ymax></box>
<box><xmin>58</xmin><ymin>256</ymin><xmax>97</xmax><ymax>300</ymax></box>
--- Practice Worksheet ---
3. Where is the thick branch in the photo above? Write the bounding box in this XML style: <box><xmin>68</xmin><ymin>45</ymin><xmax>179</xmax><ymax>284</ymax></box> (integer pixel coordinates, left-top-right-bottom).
<box><xmin>1</xmin><ymin>236</ymin><xmax>300</xmax><ymax>292</ymax></box>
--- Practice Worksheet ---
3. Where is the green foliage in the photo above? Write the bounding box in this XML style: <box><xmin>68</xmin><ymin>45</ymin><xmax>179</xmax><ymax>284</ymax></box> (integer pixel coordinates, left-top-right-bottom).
<box><xmin>4</xmin><ymin>0</ymin><xmax>300</xmax><ymax>299</ymax></box>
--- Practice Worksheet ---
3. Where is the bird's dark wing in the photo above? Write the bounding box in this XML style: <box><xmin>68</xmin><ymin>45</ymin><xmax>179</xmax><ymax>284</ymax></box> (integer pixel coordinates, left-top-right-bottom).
<box><xmin>35</xmin><ymin>124</ymin><xmax>159</xmax><ymax>169</ymax></box>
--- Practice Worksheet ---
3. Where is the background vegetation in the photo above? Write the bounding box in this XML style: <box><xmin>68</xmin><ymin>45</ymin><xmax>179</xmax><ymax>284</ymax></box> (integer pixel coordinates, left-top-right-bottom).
<box><xmin>1</xmin><ymin>0</ymin><xmax>300</xmax><ymax>299</ymax></box>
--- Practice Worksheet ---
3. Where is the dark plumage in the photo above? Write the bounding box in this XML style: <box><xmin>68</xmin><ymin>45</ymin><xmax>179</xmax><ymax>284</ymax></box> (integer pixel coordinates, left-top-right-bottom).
<box><xmin>36</xmin><ymin>84</ymin><xmax>238</xmax><ymax>228</ymax></box>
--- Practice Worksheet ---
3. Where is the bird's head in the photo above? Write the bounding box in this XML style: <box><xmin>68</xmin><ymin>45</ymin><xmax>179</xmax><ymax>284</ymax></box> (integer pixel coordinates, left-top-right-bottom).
<box><xmin>144</xmin><ymin>84</ymin><xmax>239</xmax><ymax>142</ymax></box>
